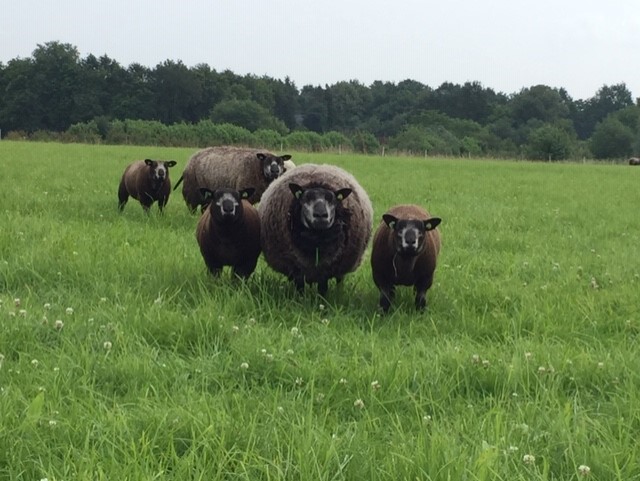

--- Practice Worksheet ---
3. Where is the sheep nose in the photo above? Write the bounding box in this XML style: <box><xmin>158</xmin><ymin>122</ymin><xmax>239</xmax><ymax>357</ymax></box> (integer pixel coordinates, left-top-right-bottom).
<box><xmin>270</xmin><ymin>164</ymin><xmax>280</xmax><ymax>174</ymax></box>
<box><xmin>313</xmin><ymin>209</ymin><xmax>328</xmax><ymax>219</ymax></box>
<box><xmin>221</xmin><ymin>201</ymin><xmax>235</xmax><ymax>215</ymax></box>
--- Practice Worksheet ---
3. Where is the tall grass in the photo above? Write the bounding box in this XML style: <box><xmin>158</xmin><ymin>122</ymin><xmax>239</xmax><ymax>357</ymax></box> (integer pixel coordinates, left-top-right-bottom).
<box><xmin>1</xmin><ymin>141</ymin><xmax>639</xmax><ymax>480</ymax></box>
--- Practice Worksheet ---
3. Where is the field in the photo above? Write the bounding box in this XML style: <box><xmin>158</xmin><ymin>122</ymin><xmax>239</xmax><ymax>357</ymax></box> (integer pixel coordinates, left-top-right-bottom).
<box><xmin>1</xmin><ymin>140</ymin><xmax>639</xmax><ymax>480</ymax></box>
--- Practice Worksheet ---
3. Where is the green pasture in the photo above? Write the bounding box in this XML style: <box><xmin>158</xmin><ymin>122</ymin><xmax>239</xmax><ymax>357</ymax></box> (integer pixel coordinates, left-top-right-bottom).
<box><xmin>1</xmin><ymin>141</ymin><xmax>639</xmax><ymax>480</ymax></box>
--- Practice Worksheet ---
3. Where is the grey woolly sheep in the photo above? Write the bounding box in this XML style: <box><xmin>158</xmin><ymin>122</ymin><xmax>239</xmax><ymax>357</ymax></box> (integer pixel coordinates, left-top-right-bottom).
<box><xmin>173</xmin><ymin>146</ymin><xmax>292</xmax><ymax>212</ymax></box>
<box><xmin>283</xmin><ymin>159</ymin><xmax>296</xmax><ymax>171</ymax></box>
<box><xmin>629</xmin><ymin>157</ymin><xmax>640</xmax><ymax>165</ymax></box>
<box><xmin>258</xmin><ymin>163</ymin><xmax>373</xmax><ymax>295</ymax></box>
<box><xmin>118</xmin><ymin>159</ymin><xmax>177</xmax><ymax>213</ymax></box>
<box><xmin>371</xmin><ymin>204</ymin><xmax>442</xmax><ymax>312</ymax></box>
<box><xmin>196</xmin><ymin>187</ymin><xmax>261</xmax><ymax>279</ymax></box>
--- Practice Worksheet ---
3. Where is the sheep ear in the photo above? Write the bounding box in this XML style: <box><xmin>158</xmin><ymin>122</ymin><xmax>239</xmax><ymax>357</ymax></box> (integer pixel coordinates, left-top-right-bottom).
<box><xmin>166</xmin><ymin>160</ymin><xmax>177</xmax><ymax>168</ymax></box>
<box><xmin>200</xmin><ymin>188</ymin><xmax>214</xmax><ymax>201</ymax></box>
<box><xmin>239</xmin><ymin>188</ymin><xmax>255</xmax><ymax>199</ymax></box>
<box><xmin>256</xmin><ymin>153</ymin><xmax>266</xmax><ymax>161</ymax></box>
<box><xmin>424</xmin><ymin>218</ymin><xmax>441</xmax><ymax>231</ymax></box>
<box><xmin>281</xmin><ymin>154</ymin><xmax>292</xmax><ymax>161</ymax></box>
<box><xmin>289</xmin><ymin>183</ymin><xmax>304</xmax><ymax>199</ymax></box>
<box><xmin>144</xmin><ymin>159</ymin><xmax>154</xmax><ymax>166</ymax></box>
<box><xmin>382</xmin><ymin>214</ymin><xmax>398</xmax><ymax>230</ymax></box>
<box><xmin>335</xmin><ymin>188</ymin><xmax>352</xmax><ymax>202</ymax></box>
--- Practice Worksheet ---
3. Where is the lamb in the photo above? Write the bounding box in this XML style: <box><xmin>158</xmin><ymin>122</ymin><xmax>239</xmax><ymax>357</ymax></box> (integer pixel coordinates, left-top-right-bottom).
<box><xmin>118</xmin><ymin>159</ymin><xmax>177</xmax><ymax>213</ymax></box>
<box><xmin>173</xmin><ymin>146</ymin><xmax>292</xmax><ymax>212</ymax></box>
<box><xmin>629</xmin><ymin>157</ymin><xmax>640</xmax><ymax>165</ymax></box>
<box><xmin>196</xmin><ymin>187</ymin><xmax>261</xmax><ymax>279</ymax></box>
<box><xmin>258</xmin><ymin>164</ymin><xmax>373</xmax><ymax>295</ymax></box>
<box><xmin>370</xmin><ymin>204</ymin><xmax>442</xmax><ymax>312</ymax></box>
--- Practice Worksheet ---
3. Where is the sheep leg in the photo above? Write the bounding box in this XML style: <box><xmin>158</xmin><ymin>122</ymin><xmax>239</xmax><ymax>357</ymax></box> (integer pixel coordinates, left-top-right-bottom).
<box><xmin>157</xmin><ymin>196</ymin><xmax>168</xmax><ymax>214</ymax></box>
<box><xmin>317</xmin><ymin>279</ymin><xmax>329</xmax><ymax>297</ymax></box>
<box><xmin>117</xmin><ymin>183</ymin><xmax>129</xmax><ymax>211</ymax></box>
<box><xmin>378</xmin><ymin>286</ymin><xmax>395</xmax><ymax>313</ymax></box>
<box><xmin>414</xmin><ymin>276</ymin><xmax>434</xmax><ymax>311</ymax></box>
<box><xmin>292</xmin><ymin>276</ymin><xmax>305</xmax><ymax>292</ymax></box>
<box><xmin>233</xmin><ymin>262</ymin><xmax>256</xmax><ymax>280</ymax></box>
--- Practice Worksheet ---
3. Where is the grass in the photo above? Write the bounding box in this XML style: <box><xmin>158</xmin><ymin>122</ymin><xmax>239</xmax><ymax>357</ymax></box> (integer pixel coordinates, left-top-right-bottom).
<box><xmin>1</xmin><ymin>140</ymin><xmax>639</xmax><ymax>480</ymax></box>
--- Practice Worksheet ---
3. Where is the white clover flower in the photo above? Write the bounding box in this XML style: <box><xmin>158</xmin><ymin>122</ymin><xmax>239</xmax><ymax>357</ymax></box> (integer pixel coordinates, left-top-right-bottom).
<box><xmin>597</xmin><ymin>362</ymin><xmax>604</xmax><ymax>369</ymax></box>
<box><xmin>339</xmin><ymin>378</ymin><xmax>348</xmax><ymax>385</ymax></box>
<box><xmin>65</xmin><ymin>307</ymin><xmax>74</xmax><ymax>315</ymax></box>
<box><xmin>523</xmin><ymin>454</ymin><xmax>535</xmax><ymax>465</ymax></box>
<box><xmin>295</xmin><ymin>377</ymin><xmax>304</xmax><ymax>386</ymax></box>
<box><xmin>154</xmin><ymin>296</ymin><xmax>162</xmax><ymax>304</ymax></box>
<box><xmin>371</xmin><ymin>380</ymin><xmax>381</xmax><ymax>390</ymax></box>
<box><xmin>103</xmin><ymin>341</ymin><xmax>112</xmax><ymax>350</ymax></box>
<box><xmin>265</xmin><ymin>353</ymin><xmax>274</xmax><ymax>361</ymax></box>
<box><xmin>290</xmin><ymin>327</ymin><xmax>300</xmax><ymax>337</ymax></box>
<box><xmin>54</xmin><ymin>320</ymin><xmax>64</xmax><ymax>330</ymax></box>
<box><xmin>18</xmin><ymin>309</ymin><xmax>27</xmax><ymax>317</ymax></box>
<box><xmin>240</xmin><ymin>362</ymin><xmax>249</xmax><ymax>370</ymax></box>
<box><xmin>260</xmin><ymin>348</ymin><xmax>267</xmax><ymax>355</ymax></box>
<box><xmin>49</xmin><ymin>420</ymin><xmax>57</xmax><ymax>427</ymax></box>
<box><xmin>100</xmin><ymin>297</ymin><xmax>107</xmax><ymax>303</ymax></box>
<box><xmin>277</xmin><ymin>406</ymin><xmax>284</xmax><ymax>413</ymax></box>
<box><xmin>321</xmin><ymin>318</ymin><xmax>330</xmax><ymax>325</ymax></box>
<box><xmin>231</xmin><ymin>325</ymin><xmax>240</xmax><ymax>333</ymax></box>
<box><xmin>286</xmin><ymin>349</ymin><xmax>294</xmax><ymax>355</ymax></box>
<box><xmin>508</xmin><ymin>445</ymin><xmax>519</xmax><ymax>452</ymax></box>
<box><xmin>31</xmin><ymin>359</ymin><xmax>39</xmax><ymax>367</ymax></box>
<box><xmin>482</xmin><ymin>359</ymin><xmax>490</xmax><ymax>368</ymax></box>
<box><xmin>44</xmin><ymin>303</ymin><xmax>51</xmax><ymax>310</ymax></box>
<box><xmin>471</xmin><ymin>354</ymin><xmax>481</xmax><ymax>364</ymax></box>
<box><xmin>524</xmin><ymin>352</ymin><xmax>533</xmax><ymax>360</ymax></box>
<box><xmin>247</xmin><ymin>317</ymin><xmax>256</xmax><ymax>326</ymax></box>
<box><xmin>537</xmin><ymin>366</ymin><xmax>546</xmax><ymax>374</ymax></box>
<box><xmin>319</xmin><ymin>304</ymin><xmax>325</xmax><ymax>311</ymax></box>
<box><xmin>14</xmin><ymin>298</ymin><xmax>21</xmax><ymax>307</ymax></box>
<box><xmin>422</xmin><ymin>415</ymin><xmax>432</xmax><ymax>424</ymax></box>
<box><xmin>578</xmin><ymin>464</ymin><xmax>591</xmax><ymax>476</ymax></box>
<box><xmin>353</xmin><ymin>398</ymin><xmax>365</xmax><ymax>409</ymax></box>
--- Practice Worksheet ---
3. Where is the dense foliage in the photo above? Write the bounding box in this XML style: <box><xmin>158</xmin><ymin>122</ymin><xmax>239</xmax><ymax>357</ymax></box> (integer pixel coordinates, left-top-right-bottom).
<box><xmin>1</xmin><ymin>41</ymin><xmax>639</xmax><ymax>159</ymax></box>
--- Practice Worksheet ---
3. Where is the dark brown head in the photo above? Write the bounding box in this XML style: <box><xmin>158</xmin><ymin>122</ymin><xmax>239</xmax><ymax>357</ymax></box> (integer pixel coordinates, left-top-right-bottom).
<box><xmin>289</xmin><ymin>183</ymin><xmax>352</xmax><ymax>231</ymax></box>
<box><xmin>382</xmin><ymin>215</ymin><xmax>441</xmax><ymax>257</ymax></box>
<box><xmin>201</xmin><ymin>187</ymin><xmax>255</xmax><ymax>224</ymax></box>
<box><xmin>258</xmin><ymin>153</ymin><xmax>291</xmax><ymax>181</ymax></box>
<box><xmin>144</xmin><ymin>159</ymin><xmax>177</xmax><ymax>183</ymax></box>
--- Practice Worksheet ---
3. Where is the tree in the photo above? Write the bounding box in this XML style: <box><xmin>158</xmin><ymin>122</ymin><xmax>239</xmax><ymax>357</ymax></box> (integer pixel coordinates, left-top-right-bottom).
<box><xmin>590</xmin><ymin>116</ymin><xmax>635</xmax><ymax>159</ymax></box>
<box><xmin>210</xmin><ymin>99</ymin><xmax>287</xmax><ymax>134</ymax></box>
<box><xmin>572</xmin><ymin>83</ymin><xmax>634</xmax><ymax>139</ymax></box>
<box><xmin>525</xmin><ymin>124</ymin><xmax>573</xmax><ymax>160</ymax></box>
<box><xmin>150</xmin><ymin>60</ymin><xmax>203</xmax><ymax>124</ymax></box>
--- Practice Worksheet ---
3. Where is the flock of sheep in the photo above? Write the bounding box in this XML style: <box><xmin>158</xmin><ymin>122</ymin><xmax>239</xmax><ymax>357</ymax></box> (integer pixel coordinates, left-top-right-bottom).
<box><xmin>117</xmin><ymin>147</ymin><xmax>442</xmax><ymax>312</ymax></box>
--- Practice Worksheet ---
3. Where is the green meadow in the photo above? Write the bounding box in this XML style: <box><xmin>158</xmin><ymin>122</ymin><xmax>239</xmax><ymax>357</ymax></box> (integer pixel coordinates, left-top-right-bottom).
<box><xmin>1</xmin><ymin>140</ymin><xmax>639</xmax><ymax>480</ymax></box>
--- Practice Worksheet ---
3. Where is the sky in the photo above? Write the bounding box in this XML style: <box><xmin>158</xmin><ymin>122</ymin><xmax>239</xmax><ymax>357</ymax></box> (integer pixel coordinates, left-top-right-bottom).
<box><xmin>1</xmin><ymin>0</ymin><xmax>639</xmax><ymax>101</ymax></box>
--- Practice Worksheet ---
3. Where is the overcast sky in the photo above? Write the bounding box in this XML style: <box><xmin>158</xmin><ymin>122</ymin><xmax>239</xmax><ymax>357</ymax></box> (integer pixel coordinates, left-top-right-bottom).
<box><xmin>2</xmin><ymin>0</ymin><xmax>639</xmax><ymax>101</ymax></box>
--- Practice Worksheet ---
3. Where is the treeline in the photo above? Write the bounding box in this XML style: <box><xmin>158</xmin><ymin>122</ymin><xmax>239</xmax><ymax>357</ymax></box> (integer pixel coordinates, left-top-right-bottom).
<box><xmin>1</xmin><ymin>41</ymin><xmax>640</xmax><ymax>159</ymax></box>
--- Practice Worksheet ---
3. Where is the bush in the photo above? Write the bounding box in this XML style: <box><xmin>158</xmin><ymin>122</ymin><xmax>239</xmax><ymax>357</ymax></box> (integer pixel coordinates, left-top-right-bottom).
<box><xmin>351</xmin><ymin>131</ymin><xmax>380</xmax><ymax>154</ymax></box>
<box><xmin>253</xmin><ymin>129</ymin><xmax>284</xmax><ymax>150</ymax></box>
<box><xmin>285</xmin><ymin>131</ymin><xmax>325</xmax><ymax>152</ymax></box>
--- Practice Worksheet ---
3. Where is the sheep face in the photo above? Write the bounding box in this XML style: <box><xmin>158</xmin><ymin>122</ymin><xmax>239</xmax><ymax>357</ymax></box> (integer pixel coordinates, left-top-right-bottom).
<box><xmin>144</xmin><ymin>159</ymin><xmax>177</xmax><ymax>184</ymax></box>
<box><xmin>201</xmin><ymin>187</ymin><xmax>255</xmax><ymax>224</ymax></box>
<box><xmin>258</xmin><ymin>153</ymin><xmax>290</xmax><ymax>181</ymax></box>
<box><xmin>289</xmin><ymin>183</ymin><xmax>352</xmax><ymax>231</ymax></box>
<box><xmin>383</xmin><ymin>214</ymin><xmax>441</xmax><ymax>257</ymax></box>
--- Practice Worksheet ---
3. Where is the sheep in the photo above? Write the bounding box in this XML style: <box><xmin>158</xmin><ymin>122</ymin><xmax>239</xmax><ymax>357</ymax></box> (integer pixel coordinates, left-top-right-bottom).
<box><xmin>118</xmin><ymin>159</ymin><xmax>177</xmax><ymax>213</ymax></box>
<box><xmin>173</xmin><ymin>146</ymin><xmax>292</xmax><ymax>212</ymax></box>
<box><xmin>258</xmin><ymin>163</ymin><xmax>373</xmax><ymax>295</ymax></box>
<box><xmin>283</xmin><ymin>159</ymin><xmax>296</xmax><ymax>172</ymax></box>
<box><xmin>195</xmin><ymin>187</ymin><xmax>261</xmax><ymax>279</ymax></box>
<box><xmin>629</xmin><ymin>157</ymin><xmax>640</xmax><ymax>165</ymax></box>
<box><xmin>370</xmin><ymin>204</ymin><xmax>442</xmax><ymax>313</ymax></box>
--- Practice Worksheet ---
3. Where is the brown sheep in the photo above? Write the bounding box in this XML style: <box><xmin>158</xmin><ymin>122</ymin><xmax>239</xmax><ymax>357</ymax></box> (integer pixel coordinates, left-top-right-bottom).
<box><xmin>196</xmin><ymin>187</ymin><xmax>261</xmax><ymax>279</ymax></box>
<box><xmin>629</xmin><ymin>157</ymin><xmax>640</xmax><ymax>165</ymax></box>
<box><xmin>118</xmin><ymin>159</ymin><xmax>177</xmax><ymax>213</ymax></box>
<box><xmin>173</xmin><ymin>146</ymin><xmax>291</xmax><ymax>212</ymax></box>
<box><xmin>371</xmin><ymin>204</ymin><xmax>442</xmax><ymax>312</ymax></box>
<box><xmin>258</xmin><ymin>164</ymin><xmax>373</xmax><ymax>296</ymax></box>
